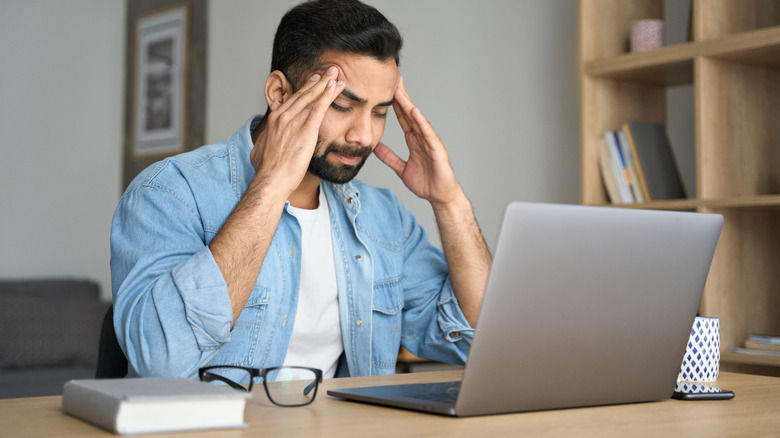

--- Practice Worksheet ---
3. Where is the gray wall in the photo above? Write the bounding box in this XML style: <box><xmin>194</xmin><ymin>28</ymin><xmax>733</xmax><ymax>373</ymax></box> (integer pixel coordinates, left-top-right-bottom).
<box><xmin>208</xmin><ymin>0</ymin><xmax>580</xmax><ymax>250</ymax></box>
<box><xmin>1</xmin><ymin>0</ymin><xmax>579</xmax><ymax>300</ymax></box>
<box><xmin>0</xmin><ymin>1</ymin><xmax>125</xmax><ymax>300</ymax></box>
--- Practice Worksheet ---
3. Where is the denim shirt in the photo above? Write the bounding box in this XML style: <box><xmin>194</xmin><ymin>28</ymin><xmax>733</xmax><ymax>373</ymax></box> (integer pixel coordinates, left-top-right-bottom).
<box><xmin>110</xmin><ymin>116</ymin><xmax>474</xmax><ymax>379</ymax></box>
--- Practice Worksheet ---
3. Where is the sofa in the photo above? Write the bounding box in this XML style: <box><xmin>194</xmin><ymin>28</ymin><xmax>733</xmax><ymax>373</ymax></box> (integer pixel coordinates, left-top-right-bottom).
<box><xmin>0</xmin><ymin>279</ymin><xmax>110</xmax><ymax>399</ymax></box>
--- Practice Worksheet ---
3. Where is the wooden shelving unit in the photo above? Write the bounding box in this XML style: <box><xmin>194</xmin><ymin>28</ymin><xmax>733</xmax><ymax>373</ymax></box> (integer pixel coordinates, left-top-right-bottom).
<box><xmin>579</xmin><ymin>0</ymin><xmax>780</xmax><ymax>375</ymax></box>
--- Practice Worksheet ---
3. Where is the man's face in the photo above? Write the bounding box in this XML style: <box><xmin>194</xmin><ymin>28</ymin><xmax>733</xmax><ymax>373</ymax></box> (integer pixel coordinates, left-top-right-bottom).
<box><xmin>307</xmin><ymin>50</ymin><xmax>400</xmax><ymax>184</ymax></box>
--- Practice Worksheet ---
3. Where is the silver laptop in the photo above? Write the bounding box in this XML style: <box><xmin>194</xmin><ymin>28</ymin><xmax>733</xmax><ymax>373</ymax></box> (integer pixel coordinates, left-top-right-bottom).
<box><xmin>327</xmin><ymin>202</ymin><xmax>723</xmax><ymax>416</ymax></box>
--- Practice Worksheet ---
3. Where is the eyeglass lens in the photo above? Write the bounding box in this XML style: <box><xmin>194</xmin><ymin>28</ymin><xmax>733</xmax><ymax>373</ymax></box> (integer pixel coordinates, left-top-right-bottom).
<box><xmin>265</xmin><ymin>367</ymin><xmax>318</xmax><ymax>406</ymax></box>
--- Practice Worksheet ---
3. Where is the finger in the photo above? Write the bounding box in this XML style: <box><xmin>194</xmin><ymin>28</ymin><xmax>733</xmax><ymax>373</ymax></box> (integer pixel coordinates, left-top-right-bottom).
<box><xmin>398</xmin><ymin>76</ymin><xmax>413</xmax><ymax>103</ymax></box>
<box><xmin>304</xmin><ymin>78</ymin><xmax>346</xmax><ymax>127</ymax></box>
<box><xmin>409</xmin><ymin>106</ymin><xmax>442</xmax><ymax>145</ymax></box>
<box><xmin>393</xmin><ymin>77</ymin><xmax>417</xmax><ymax>118</ymax></box>
<box><xmin>373</xmin><ymin>142</ymin><xmax>406</xmax><ymax>177</ymax></box>
<box><xmin>284</xmin><ymin>66</ymin><xmax>341</xmax><ymax>115</ymax></box>
<box><xmin>393</xmin><ymin>100</ymin><xmax>413</xmax><ymax>135</ymax></box>
<box><xmin>395</xmin><ymin>78</ymin><xmax>441</xmax><ymax>146</ymax></box>
<box><xmin>392</xmin><ymin>78</ymin><xmax>415</xmax><ymax>134</ymax></box>
<box><xmin>274</xmin><ymin>71</ymin><xmax>327</xmax><ymax>115</ymax></box>
<box><xmin>394</xmin><ymin>78</ymin><xmax>430</xmax><ymax>139</ymax></box>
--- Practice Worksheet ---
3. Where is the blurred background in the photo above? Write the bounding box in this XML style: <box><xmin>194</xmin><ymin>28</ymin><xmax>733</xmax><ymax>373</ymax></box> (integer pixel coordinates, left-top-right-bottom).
<box><xmin>0</xmin><ymin>0</ymin><xmax>583</xmax><ymax>300</ymax></box>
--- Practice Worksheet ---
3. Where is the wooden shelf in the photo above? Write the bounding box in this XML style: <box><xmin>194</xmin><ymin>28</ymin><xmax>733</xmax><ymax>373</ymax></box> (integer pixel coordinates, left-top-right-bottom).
<box><xmin>587</xmin><ymin>194</ymin><xmax>780</xmax><ymax>211</ymax></box>
<box><xmin>705</xmin><ymin>25</ymin><xmax>780</xmax><ymax>69</ymax></box>
<box><xmin>584</xmin><ymin>44</ymin><xmax>697</xmax><ymax>85</ymax></box>
<box><xmin>722</xmin><ymin>351</ymin><xmax>780</xmax><ymax>368</ymax></box>
<box><xmin>580</xmin><ymin>0</ymin><xmax>780</xmax><ymax>373</ymax></box>
<box><xmin>583</xmin><ymin>25</ymin><xmax>780</xmax><ymax>85</ymax></box>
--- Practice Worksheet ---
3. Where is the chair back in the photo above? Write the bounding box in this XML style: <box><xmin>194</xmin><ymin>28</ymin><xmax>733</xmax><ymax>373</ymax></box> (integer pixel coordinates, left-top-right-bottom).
<box><xmin>95</xmin><ymin>305</ymin><xmax>128</xmax><ymax>378</ymax></box>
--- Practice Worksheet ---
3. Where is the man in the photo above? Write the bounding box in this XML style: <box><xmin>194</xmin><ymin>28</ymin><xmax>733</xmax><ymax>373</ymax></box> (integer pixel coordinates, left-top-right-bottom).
<box><xmin>111</xmin><ymin>0</ymin><xmax>491</xmax><ymax>379</ymax></box>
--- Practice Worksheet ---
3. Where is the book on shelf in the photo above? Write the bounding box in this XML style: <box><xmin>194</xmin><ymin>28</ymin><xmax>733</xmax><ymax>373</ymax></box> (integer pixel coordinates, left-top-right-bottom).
<box><xmin>61</xmin><ymin>378</ymin><xmax>250</xmax><ymax>435</ymax></box>
<box><xmin>617</xmin><ymin>129</ymin><xmax>645</xmax><ymax>203</ymax></box>
<box><xmin>744</xmin><ymin>334</ymin><xmax>780</xmax><ymax>352</ymax></box>
<box><xmin>599</xmin><ymin>138</ymin><xmax>621</xmax><ymax>204</ymax></box>
<box><xmin>603</xmin><ymin>131</ymin><xmax>634</xmax><ymax>204</ymax></box>
<box><xmin>622</xmin><ymin>121</ymin><xmax>686</xmax><ymax>201</ymax></box>
<box><xmin>731</xmin><ymin>347</ymin><xmax>780</xmax><ymax>357</ymax></box>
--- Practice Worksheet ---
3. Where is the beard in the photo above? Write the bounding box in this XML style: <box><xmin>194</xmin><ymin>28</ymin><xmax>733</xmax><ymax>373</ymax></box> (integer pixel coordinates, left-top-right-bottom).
<box><xmin>308</xmin><ymin>137</ymin><xmax>372</xmax><ymax>184</ymax></box>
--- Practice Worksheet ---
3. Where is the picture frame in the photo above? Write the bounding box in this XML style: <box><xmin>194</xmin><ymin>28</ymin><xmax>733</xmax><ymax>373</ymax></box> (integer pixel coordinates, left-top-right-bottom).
<box><xmin>122</xmin><ymin>0</ymin><xmax>206</xmax><ymax>190</ymax></box>
<box><xmin>132</xmin><ymin>6</ymin><xmax>188</xmax><ymax>156</ymax></box>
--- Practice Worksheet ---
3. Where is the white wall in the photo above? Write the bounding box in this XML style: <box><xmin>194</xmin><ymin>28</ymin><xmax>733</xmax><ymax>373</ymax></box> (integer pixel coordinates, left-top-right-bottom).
<box><xmin>0</xmin><ymin>1</ymin><xmax>125</xmax><ymax>299</ymax></box>
<box><xmin>0</xmin><ymin>1</ymin><xmax>578</xmax><ymax>301</ymax></box>
<box><xmin>207</xmin><ymin>0</ymin><xmax>580</xmax><ymax>249</ymax></box>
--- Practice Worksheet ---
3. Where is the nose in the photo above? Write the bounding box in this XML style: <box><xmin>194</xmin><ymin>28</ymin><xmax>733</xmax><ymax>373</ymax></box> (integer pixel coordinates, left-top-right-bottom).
<box><xmin>344</xmin><ymin>112</ymin><xmax>374</xmax><ymax>147</ymax></box>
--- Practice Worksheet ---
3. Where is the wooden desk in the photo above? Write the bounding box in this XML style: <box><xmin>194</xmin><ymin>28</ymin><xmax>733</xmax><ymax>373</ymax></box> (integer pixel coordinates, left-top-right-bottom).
<box><xmin>1</xmin><ymin>371</ymin><xmax>778</xmax><ymax>437</ymax></box>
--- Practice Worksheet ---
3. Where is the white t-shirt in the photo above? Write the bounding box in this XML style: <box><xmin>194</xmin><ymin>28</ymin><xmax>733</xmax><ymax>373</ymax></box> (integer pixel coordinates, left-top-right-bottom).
<box><xmin>284</xmin><ymin>187</ymin><xmax>343</xmax><ymax>378</ymax></box>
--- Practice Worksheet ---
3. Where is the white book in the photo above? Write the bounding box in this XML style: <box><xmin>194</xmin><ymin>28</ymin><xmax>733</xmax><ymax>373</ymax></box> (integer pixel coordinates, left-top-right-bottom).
<box><xmin>605</xmin><ymin>131</ymin><xmax>634</xmax><ymax>204</ymax></box>
<box><xmin>731</xmin><ymin>347</ymin><xmax>780</xmax><ymax>357</ymax></box>
<box><xmin>62</xmin><ymin>378</ymin><xmax>250</xmax><ymax>435</ymax></box>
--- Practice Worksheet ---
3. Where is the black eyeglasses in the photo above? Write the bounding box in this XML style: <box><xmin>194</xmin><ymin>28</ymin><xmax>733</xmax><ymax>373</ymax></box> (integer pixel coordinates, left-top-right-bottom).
<box><xmin>198</xmin><ymin>366</ymin><xmax>323</xmax><ymax>407</ymax></box>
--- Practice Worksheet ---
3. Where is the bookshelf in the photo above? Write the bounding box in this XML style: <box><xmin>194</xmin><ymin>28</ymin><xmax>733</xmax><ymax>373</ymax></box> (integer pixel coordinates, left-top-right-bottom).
<box><xmin>579</xmin><ymin>0</ymin><xmax>780</xmax><ymax>376</ymax></box>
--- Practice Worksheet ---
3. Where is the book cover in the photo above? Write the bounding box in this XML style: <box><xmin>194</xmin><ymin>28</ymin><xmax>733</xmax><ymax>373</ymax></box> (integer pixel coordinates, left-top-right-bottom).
<box><xmin>605</xmin><ymin>131</ymin><xmax>634</xmax><ymax>203</ymax></box>
<box><xmin>622</xmin><ymin>124</ymin><xmax>651</xmax><ymax>200</ymax></box>
<box><xmin>617</xmin><ymin>129</ymin><xmax>645</xmax><ymax>203</ymax></box>
<box><xmin>62</xmin><ymin>378</ymin><xmax>250</xmax><ymax>435</ymax></box>
<box><xmin>622</xmin><ymin>121</ymin><xmax>686</xmax><ymax>200</ymax></box>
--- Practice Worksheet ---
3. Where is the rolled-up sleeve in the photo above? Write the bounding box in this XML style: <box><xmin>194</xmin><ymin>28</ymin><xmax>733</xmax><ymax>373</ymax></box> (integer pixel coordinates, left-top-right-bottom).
<box><xmin>111</xmin><ymin>179</ymin><xmax>233</xmax><ymax>378</ymax></box>
<box><xmin>171</xmin><ymin>248</ymin><xmax>233</xmax><ymax>349</ymax></box>
<box><xmin>397</xmin><ymin>205</ymin><xmax>474</xmax><ymax>365</ymax></box>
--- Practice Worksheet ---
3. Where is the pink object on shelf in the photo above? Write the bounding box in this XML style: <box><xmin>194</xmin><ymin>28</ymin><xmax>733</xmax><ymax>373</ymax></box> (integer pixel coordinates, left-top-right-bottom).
<box><xmin>631</xmin><ymin>19</ymin><xmax>664</xmax><ymax>53</ymax></box>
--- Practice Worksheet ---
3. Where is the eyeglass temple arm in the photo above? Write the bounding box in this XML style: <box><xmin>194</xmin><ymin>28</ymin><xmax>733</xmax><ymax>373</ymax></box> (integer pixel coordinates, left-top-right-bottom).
<box><xmin>203</xmin><ymin>373</ymin><xmax>247</xmax><ymax>391</ymax></box>
<box><xmin>303</xmin><ymin>376</ymin><xmax>322</xmax><ymax>396</ymax></box>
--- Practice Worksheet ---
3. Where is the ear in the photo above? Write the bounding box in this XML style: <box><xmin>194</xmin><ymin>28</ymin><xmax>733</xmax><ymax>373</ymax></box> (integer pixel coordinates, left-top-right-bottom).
<box><xmin>264</xmin><ymin>71</ymin><xmax>293</xmax><ymax>111</ymax></box>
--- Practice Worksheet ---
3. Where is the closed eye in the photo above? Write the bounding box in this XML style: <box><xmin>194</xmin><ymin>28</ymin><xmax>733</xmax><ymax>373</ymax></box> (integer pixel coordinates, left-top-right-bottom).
<box><xmin>330</xmin><ymin>103</ymin><xmax>351</xmax><ymax>113</ymax></box>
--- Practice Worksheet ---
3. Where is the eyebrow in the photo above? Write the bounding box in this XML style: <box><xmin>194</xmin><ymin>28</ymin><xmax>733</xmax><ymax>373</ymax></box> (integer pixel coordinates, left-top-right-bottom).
<box><xmin>340</xmin><ymin>88</ymin><xmax>395</xmax><ymax>107</ymax></box>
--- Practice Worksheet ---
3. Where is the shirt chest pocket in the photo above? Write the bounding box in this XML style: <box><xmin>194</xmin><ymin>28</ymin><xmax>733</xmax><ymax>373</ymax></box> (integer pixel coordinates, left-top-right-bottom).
<box><xmin>234</xmin><ymin>285</ymin><xmax>271</xmax><ymax>327</ymax></box>
<box><xmin>219</xmin><ymin>285</ymin><xmax>271</xmax><ymax>367</ymax></box>
<box><xmin>371</xmin><ymin>277</ymin><xmax>404</xmax><ymax>370</ymax></box>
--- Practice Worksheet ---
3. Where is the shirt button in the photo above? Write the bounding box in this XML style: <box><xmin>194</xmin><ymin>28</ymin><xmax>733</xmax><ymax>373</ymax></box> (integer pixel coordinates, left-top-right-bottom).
<box><xmin>356</xmin><ymin>319</ymin><xmax>362</xmax><ymax>326</ymax></box>
<box><xmin>355</xmin><ymin>255</ymin><xmax>362</xmax><ymax>261</ymax></box>
<box><xmin>449</xmin><ymin>331</ymin><xmax>460</xmax><ymax>339</ymax></box>
<box><xmin>347</xmin><ymin>197</ymin><xmax>353</xmax><ymax>204</ymax></box>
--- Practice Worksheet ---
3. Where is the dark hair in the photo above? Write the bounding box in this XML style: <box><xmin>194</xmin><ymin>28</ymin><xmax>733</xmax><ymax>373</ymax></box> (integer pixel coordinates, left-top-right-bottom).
<box><xmin>271</xmin><ymin>0</ymin><xmax>403</xmax><ymax>91</ymax></box>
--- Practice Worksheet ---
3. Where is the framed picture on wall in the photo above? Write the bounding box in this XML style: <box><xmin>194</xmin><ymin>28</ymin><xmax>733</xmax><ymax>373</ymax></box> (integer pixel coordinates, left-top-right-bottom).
<box><xmin>123</xmin><ymin>0</ymin><xmax>205</xmax><ymax>190</ymax></box>
<box><xmin>132</xmin><ymin>6</ymin><xmax>188</xmax><ymax>156</ymax></box>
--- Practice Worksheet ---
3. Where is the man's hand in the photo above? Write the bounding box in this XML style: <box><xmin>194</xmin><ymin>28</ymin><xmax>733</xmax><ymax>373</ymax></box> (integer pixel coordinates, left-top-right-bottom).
<box><xmin>373</xmin><ymin>77</ymin><xmax>463</xmax><ymax>208</ymax></box>
<box><xmin>374</xmin><ymin>77</ymin><xmax>491</xmax><ymax>328</ymax></box>
<box><xmin>252</xmin><ymin>67</ymin><xmax>346</xmax><ymax>198</ymax></box>
<box><xmin>213</xmin><ymin>67</ymin><xmax>344</xmax><ymax>325</ymax></box>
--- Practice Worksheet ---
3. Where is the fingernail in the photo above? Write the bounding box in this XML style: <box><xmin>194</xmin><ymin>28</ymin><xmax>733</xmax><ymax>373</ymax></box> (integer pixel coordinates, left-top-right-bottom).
<box><xmin>336</xmin><ymin>80</ymin><xmax>345</xmax><ymax>87</ymax></box>
<box><xmin>326</xmin><ymin>66</ymin><xmax>337</xmax><ymax>76</ymax></box>
<box><xmin>310</xmin><ymin>74</ymin><xmax>321</xmax><ymax>82</ymax></box>
<box><xmin>327</xmin><ymin>79</ymin><xmax>335</xmax><ymax>88</ymax></box>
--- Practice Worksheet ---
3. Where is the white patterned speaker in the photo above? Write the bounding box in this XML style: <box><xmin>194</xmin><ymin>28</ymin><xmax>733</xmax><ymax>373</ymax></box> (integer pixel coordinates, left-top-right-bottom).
<box><xmin>679</xmin><ymin>317</ymin><xmax>720</xmax><ymax>382</ymax></box>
